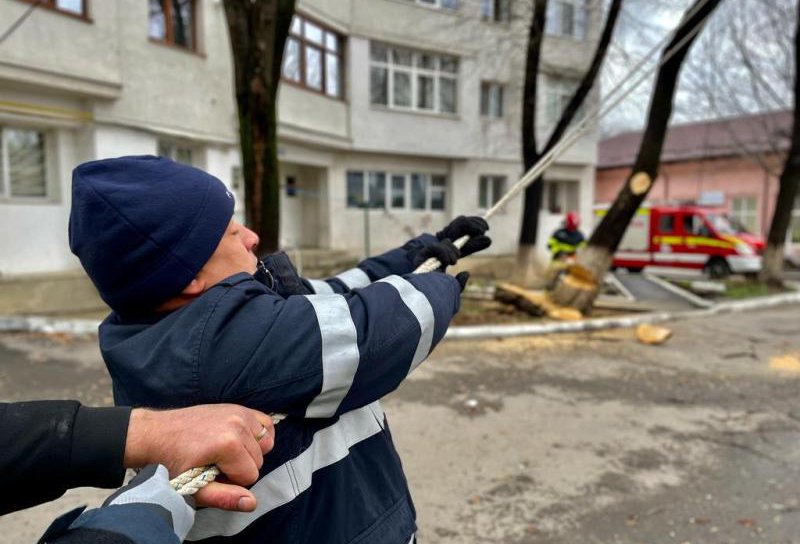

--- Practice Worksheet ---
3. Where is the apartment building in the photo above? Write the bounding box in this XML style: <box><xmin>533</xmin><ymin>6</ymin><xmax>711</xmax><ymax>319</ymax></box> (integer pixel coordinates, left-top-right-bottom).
<box><xmin>0</xmin><ymin>0</ymin><xmax>600</xmax><ymax>276</ymax></box>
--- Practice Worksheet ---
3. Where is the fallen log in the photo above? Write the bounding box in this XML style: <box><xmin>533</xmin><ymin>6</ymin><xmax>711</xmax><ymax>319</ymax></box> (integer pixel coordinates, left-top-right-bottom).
<box><xmin>495</xmin><ymin>282</ymin><xmax>583</xmax><ymax>321</ymax></box>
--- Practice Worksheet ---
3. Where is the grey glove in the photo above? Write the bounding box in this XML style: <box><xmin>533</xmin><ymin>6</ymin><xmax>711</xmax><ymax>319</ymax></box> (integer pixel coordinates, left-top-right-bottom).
<box><xmin>102</xmin><ymin>464</ymin><xmax>195</xmax><ymax>542</ymax></box>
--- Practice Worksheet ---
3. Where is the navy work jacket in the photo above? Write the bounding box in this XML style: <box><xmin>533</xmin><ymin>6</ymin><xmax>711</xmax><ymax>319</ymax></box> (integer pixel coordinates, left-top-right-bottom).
<box><xmin>99</xmin><ymin>234</ymin><xmax>461</xmax><ymax>544</ymax></box>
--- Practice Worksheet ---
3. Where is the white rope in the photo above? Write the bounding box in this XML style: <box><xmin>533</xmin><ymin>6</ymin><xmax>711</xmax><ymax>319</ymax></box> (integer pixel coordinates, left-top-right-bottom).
<box><xmin>414</xmin><ymin>0</ymin><xmax>719</xmax><ymax>274</ymax></box>
<box><xmin>171</xmin><ymin>0</ymin><xmax>720</xmax><ymax>494</ymax></box>
<box><xmin>170</xmin><ymin>414</ymin><xmax>285</xmax><ymax>495</ymax></box>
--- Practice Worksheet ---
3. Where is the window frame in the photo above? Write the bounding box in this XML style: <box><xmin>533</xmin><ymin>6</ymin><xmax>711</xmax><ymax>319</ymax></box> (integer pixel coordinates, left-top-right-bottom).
<box><xmin>369</xmin><ymin>42</ymin><xmax>459</xmax><ymax>116</ymax></box>
<box><xmin>148</xmin><ymin>0</ymin><xmax>198</xmax><ymax>53</ymax></box>
<box><xmin>545</xmin><ymin>76</ymin><xmax>586</xmax><ymax>124</ymax></box>
<box><xmin>480</xmin><ymin>0</ymin><xmax>511</xmax><ymax>23</ymax></box>
<box><xmin>158</xmin><ymin>140</ymin><xmax>195</xmax><ymax>166</ymax></box>
<box><xmin>545</xmin><ymin>0</ymin><xmax>588</xmax><ymax>40</ymax></box>
<box><xmin>401</xmin><ymin>0</ymin><xmax>460</xmax><ymax>10</ymax></box>
<box><xmin>542</xmin><ymin>179</ymin><xmax>579</xmax><ymax>215</ymax></box>
<box><xmin>17</xmin><ymin>0</ymin><xmax>91</xmax><ymax>21</ymax></box>
<box><xmin>282</xmin><ymin>13</ymin><xmax>346</xmax><ymax>101</ymax></box>
<box><xmin>480</xmin><ymin>81</ymin><xmax>505</xmax><ymax>118</ymax></box>
<box><xmin>346</xmin><ymin>170</ymin><xmax>447</xmax><ymax>212</ymax></box>
<box><xmin>0</xmin><ymin>125</ymin><xmax>53</xmax><ymax>202</ymax></box>
<box><xmin>478</xmin><ymin>175</ymin><xmax>506</xmax><ymax>210</ymax></box>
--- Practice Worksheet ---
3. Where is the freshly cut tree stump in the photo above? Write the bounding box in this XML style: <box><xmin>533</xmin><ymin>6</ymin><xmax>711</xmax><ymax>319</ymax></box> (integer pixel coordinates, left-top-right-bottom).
<box><xmin>495</xmin><ymin>283</ymin><xmax>583</xmax><ymax>321</ymax></box>
<box><xmin>549</xmin><ymin>262</ymin><xmax>601</xmax><ymax>313</ymax></box>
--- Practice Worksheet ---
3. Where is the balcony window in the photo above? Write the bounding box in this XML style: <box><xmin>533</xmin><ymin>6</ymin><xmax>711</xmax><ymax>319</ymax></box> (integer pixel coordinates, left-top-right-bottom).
<box><xmin>282</xmin><ymin>14</ymin><xmax>344</xmax><ymax>99</ymax></box>
<box><xmin>480</xmin><ymin>81</ymin><xmax>504</xmax><ymax>118</ymax></box>
<box><xmin>0</xmin><ymin>127</ymin><xmax>49</xmax><ymax>200</ymax></box>
<box><xmin>370</xmin><ymin>42</ymin><xmax>458</xmax><ymax>115</ymax></box>
<box><xmin>347</xmin><ymin>171</ymin><xmax>447</xmax><ymax>212</ymax></box>
<box><xmin>546</xmin><ymin>0</ymin><xmax>587</xmax><ymax>40</ymax></box>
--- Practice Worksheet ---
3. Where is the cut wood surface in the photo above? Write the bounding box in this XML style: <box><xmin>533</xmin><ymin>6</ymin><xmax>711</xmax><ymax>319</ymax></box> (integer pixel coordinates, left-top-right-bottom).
<box><xmin>636</xmin><ymin>323</ymin><xmax>673</xmax><ymax>345</ymax></box>
<box><xmin>495</xmin><ymin>282</ymin><xmax>583</xmax><ymax>321</ymax></box>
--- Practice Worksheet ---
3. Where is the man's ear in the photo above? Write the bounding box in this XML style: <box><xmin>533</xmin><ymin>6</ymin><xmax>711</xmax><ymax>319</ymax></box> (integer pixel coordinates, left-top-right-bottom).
<box><xmin>181</xmin><ymin>278</ymin><xmax>206</xmax><ymax>297</ymax></box>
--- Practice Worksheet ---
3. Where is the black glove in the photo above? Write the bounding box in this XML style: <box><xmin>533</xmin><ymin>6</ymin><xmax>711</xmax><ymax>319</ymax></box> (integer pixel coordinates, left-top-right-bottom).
<box><xmin>454</xmin><ymin>271</ymin><xmax>470</xmax><ymax>292</ymax></box>
<box><xmin>413</xmin><ymin>239</ymin><xmax>460</xmax><ymax>272</ymax></box>
<box><xmin>436</xmin><ymin>216</ymin><xmax>492</xmax><ymax>258</ymax></box>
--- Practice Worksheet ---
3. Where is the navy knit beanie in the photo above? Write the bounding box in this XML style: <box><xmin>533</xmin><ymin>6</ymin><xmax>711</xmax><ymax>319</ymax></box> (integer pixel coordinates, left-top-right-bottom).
<box><xmin>69</xmin><ymin>155</ymin><xmax>235</xmax><ymax>315</ymax></box>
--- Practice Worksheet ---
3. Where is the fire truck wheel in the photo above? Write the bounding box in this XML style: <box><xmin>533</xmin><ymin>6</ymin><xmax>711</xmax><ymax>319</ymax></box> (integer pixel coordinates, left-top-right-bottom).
<box><xmin>704</xmin><ymin>257</ymin><xmax>731</xmax><ymax>279</ymax></box>
<box><xmin>626</xmin><ymin>267</ymin><xmax>644</xmax><ymax>274</ymax></box>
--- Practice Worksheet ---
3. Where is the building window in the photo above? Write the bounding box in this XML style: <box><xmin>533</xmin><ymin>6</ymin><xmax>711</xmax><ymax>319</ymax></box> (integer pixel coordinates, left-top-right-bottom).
<box><xmin>390</xmin><ymin>174</ymin><xmax>406</xmax><ymax>208</ymax></box>
<box><xmin>370</xmin><ymin>42</ymin><xmax>458</xmax><ymax>115</ymax></box>
<box><xmin>158</xmin><ymin>140</ymin><xmax>194</xmax><ymax>165</ymax></box>
<box><xmin>480</xmin><ymin>82</ymin><xmax>504</xmax><ymax>118</ymax></box>
<box><xmin>401</xmin><ymin>0</ymin><xmax>459</xmax><ymax>9</ymax></box>
<box><xmin>480</xmin><ymin>0</ymin><xmax>510</xmax><ymax>22</ymax></box>
<box><xmin>0</xmin><ymin>127</ymin><xmax>48</xmax><ymax>199</ymax></box>
<box><xmin>542</xmin><ymin>180</ymin><xmax>579</xmax><ymax>214</ymax></box>
<box><xmin>546</xmin><ymin>0</ymin><xmax>587</xmax><ymax>39</ymax></box>
<box><xmin>282</xmin><ymin>14</ymin><xmax>344</xmax><ymax>99</ymax></box>
<box><xmin>148</xmin><ymin>0</ymin><xmax>196</xmax><ymax>50</ymax></box>
<box><xmin>730</xmin><ymin>196</ymin><xmax>758</xmax><ymax>234</ymax></box>
<box><xmin>19</xmin><ymin>0</ymin><xmax>87</xmax><ymax>17</ymax></box>
<box><xmin>347</xmin><ymin>170</ymin><xmax>447</xmax><ymax>211</ymax></box>
<box><xmin>479</xmin><ymin>175</ymin><xmax>505</xmax><ymax>209</ymax></box>
<box><xmin>546</xmin><ymin>77</ymin><xmax>585</xmax><ymax>123</ymax></box>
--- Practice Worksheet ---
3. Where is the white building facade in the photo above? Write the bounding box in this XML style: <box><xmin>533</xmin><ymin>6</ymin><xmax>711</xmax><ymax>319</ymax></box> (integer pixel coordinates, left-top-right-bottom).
<box><xmin>0</xmin><ymin>0</ymin><xmax>600</xmax><ymax>276</ymax></box>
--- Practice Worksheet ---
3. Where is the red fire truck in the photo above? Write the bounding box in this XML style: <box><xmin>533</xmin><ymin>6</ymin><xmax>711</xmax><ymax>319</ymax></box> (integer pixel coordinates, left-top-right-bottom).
<box><xmin>595</xmin><ymin>204</ymin><xmax>764</xmax><ymax>278</ymax></box>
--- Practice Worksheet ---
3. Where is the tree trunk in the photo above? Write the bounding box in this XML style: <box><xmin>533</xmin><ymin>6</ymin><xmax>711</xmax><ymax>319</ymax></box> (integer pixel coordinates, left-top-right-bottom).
<box><xmin>224</xmin><ymin>0</ymin><xmax>295</xmax><ymax>253</ymax></box>
<box><xmin>550</xmin><ymin>0</ymin><xmax>722</xmax><ymax>312</ymax></box>
<box><xmin>516</xmin><ymin>0</ymin><xmax>547</xmax><ymax>253</ymax></box>
<box><xmin>759</xmin><ymin>0</ymin><xmax>800</xmax><ymax>286</ymax></box>
<box><xmin>516</xmin><ymin>0</ymin><xmax>623</xmax><ymax>284</ymax></box>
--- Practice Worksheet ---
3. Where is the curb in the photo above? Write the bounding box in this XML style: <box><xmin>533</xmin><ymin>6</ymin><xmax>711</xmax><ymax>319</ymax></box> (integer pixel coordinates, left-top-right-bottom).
<box><xmin>0</xmin><ymin>315</ymin><xmax>101</xmax><ymax>335</ymax></box>
<box><xmin>1</xmin><ymin>292</ymin><xmax>798</xmax><ymax>340</ymax></box>
<box><xmin>445</xmin><ymin>291</ymin><xmax>800</xmax><ymax>340</ymax></box>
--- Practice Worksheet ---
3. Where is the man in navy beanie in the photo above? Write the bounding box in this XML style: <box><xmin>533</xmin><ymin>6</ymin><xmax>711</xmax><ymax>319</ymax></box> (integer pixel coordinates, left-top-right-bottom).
<box><xmin>70</xmin><ymin>155</ymin><xmax>491</xmax><ymax>544</ymax></box>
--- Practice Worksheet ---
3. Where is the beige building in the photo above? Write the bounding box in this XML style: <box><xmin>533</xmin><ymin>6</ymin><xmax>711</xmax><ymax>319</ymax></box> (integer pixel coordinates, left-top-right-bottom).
<box><xmin>0</xmin><ymin>0</ymin><xmax>601</xmax><ymax>277</ymax></box>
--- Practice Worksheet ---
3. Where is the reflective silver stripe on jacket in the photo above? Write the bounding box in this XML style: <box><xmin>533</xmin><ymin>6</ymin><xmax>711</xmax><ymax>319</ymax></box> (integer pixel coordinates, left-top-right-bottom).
<box><xmin>378</xmin><ymin>275</ymin><xmax>435</xmax><ymax>374</ymax></box>
<box><xmin>304</xmin><ymin>294</ymin><xmax>360</xmax><ymax>418</ymax></box>
<box><xmin>335</xmin><ymin>267</ymin><xmax>371</xmax><ymax>289</ymax></box>
<box><xmin>307</xmin><ymin>279</ymin><xmax>335</xmax><ymax>294</ymax></box>
<box><xmin>188</xmin><ymin>403</ymin><xmax>385</xmax><ymax>540</ymax></box>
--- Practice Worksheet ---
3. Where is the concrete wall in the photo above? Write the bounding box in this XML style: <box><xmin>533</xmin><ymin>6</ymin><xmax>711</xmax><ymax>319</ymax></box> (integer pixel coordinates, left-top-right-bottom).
<box><xmin>0</xmin><ymin>126</ymin><xmax>80</xmax><ymax>275</ymax></box>
<box><xmin>0</xmin><ymin>0</ymin><xmax>600</xmax><ymax>277</ymax></box>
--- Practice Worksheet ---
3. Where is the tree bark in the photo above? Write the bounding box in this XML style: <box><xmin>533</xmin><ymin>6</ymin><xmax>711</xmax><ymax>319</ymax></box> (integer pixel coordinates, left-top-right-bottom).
<box><xmin>517</xmin><ymin>0</ymin><xmax>548</xmax><ymax>250</ymax></box>
<box><xmin>550</xmin><ymin>0</ymin><xmax>722</xmax><ymax>312</ymax></box>
<box><xmin>516</xmin><ymin>0</ymin><xmax>623</xmax><ymax>282</ymax></box>
<box><xmin>224</xmin><ymin>0</ymin><xmax>295</xmax><ymax>253</ymax></box>
<box><xmin>759</xmin><ymin>0</ymin><xmax>800</xmax><ymax>286</ymax></box>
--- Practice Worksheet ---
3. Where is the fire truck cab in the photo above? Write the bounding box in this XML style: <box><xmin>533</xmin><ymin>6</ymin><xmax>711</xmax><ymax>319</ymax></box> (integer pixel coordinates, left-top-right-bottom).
<box><xmin>596</xmin><ymin>204</ymin><xmax>764</xmax><ymax>278</ymax></box>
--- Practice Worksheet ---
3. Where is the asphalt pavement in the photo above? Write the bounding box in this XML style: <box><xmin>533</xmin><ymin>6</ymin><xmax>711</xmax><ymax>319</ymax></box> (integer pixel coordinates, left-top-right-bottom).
<box><xmin>2</xmin><ymin>304</ymin><xmax>800</xmax><ymax>543</ymax></box>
